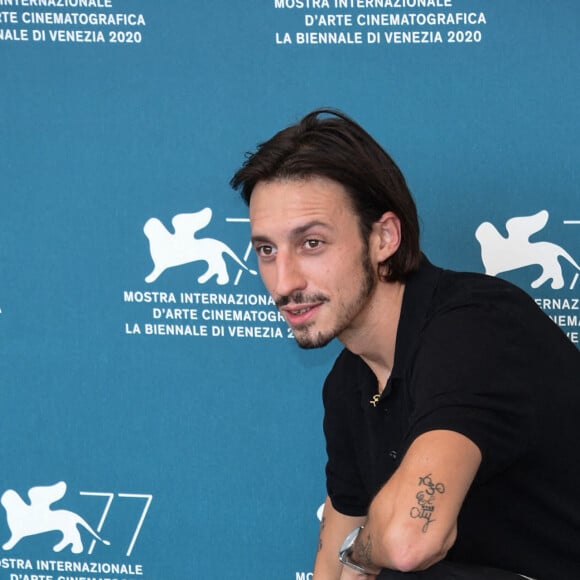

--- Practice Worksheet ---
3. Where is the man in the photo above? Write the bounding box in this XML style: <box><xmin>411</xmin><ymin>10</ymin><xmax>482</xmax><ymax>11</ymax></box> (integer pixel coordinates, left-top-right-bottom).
<box><xmin>230</xmin><ymin>109</ymin><xmax>580</xmax><ymax>580</ymax></box>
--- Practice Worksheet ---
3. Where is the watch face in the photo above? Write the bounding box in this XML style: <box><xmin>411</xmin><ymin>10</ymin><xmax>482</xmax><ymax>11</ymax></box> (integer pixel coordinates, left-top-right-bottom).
<box><xmin>340</xmin><ymin>525</ymin><xmax>362</xmax><ymax>553</ymax></box>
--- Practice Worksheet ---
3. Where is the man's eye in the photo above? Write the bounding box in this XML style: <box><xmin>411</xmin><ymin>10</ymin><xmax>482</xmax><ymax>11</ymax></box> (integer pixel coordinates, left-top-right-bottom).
<box><xmin>256</xmin><ymin>245</ymin><xmax>275</xmax><ymax>257</ymax></box>
<box><xmin>304</xmin><ymin>239</ymin><xmax>322</xmax><ymax>249</ymax></box>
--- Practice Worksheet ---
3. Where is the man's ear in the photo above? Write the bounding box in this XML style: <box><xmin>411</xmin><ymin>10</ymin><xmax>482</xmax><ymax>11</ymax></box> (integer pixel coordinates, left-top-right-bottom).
<box><xmin>370</xmin><ymin>212</ymin><xmax>402</xmax><ymax>262</ymax></box>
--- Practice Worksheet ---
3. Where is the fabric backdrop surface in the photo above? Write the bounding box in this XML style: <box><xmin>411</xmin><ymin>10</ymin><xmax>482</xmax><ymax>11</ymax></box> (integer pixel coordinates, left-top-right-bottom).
<box><xmin>0</xmin><ymin>1</ymin><xmax>578</xmax><ymax>578</ymax></box>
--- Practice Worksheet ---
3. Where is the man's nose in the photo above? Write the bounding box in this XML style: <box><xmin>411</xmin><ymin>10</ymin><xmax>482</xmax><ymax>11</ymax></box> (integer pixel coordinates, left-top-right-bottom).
<box><xmin>274</xmin><ymin>252</ymin><xmax>307</xmax><ymax>298</ymax></box>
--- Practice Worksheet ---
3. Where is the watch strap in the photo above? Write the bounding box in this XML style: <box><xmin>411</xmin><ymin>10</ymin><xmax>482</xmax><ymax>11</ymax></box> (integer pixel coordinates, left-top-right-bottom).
<box><xmin>338</xmin><ymin>525</ymin><xmax>381</xmax><ymax>575</ymax></box>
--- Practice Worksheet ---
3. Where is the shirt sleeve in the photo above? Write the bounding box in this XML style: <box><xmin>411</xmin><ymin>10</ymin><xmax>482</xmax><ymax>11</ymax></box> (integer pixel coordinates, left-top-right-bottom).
<box><xmin>405</xmin><ymin>284</ymin><xmax>537</xmax><ymax>483</ymax></box>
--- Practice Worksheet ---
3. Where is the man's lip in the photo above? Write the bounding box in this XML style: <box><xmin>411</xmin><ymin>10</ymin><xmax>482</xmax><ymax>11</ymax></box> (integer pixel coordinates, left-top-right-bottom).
<box><xmin>280</xmin><ymin>303</ymin><xmax>322</xmax><ymax>324</ymax></box>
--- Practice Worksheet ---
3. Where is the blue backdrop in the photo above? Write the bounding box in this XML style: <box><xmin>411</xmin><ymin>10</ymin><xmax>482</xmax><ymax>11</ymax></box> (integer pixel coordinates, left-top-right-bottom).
<box><xmin>1</xmin><ymin>1</ymin><xmax>578</xmax><ymax>578</ymax></box>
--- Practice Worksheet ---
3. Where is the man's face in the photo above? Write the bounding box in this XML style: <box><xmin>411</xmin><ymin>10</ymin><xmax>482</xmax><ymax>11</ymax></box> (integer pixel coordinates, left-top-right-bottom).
<box><xmin>249</xmin><ymin>176</ymin><xmax>377</xmax><ymax>349</ymax></box>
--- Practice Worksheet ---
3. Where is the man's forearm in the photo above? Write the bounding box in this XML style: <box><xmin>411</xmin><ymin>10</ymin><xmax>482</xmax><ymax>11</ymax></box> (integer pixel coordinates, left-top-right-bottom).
<box><xmin>314</xmin><ymin>497</ymin><xmax>367</xmax><ymax>580</ymax></box>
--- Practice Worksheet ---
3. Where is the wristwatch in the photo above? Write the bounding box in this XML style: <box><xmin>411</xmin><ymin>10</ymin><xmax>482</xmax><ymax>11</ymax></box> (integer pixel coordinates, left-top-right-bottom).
<box><xmin>338</xmin><ymin>526</ymin><xmax>381</xmax><ymax>575</ymax></box>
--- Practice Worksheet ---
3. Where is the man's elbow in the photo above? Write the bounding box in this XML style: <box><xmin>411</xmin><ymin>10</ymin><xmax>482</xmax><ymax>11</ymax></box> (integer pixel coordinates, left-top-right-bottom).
<box><xmin>375</xmin><ymin>525</ymin><xmax>456</xmax><ymax>572</ymax></box>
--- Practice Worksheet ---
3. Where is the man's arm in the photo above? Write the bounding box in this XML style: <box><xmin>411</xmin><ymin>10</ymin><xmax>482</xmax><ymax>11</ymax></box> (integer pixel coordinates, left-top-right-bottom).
<box><xmin>313</xmin><ymin>496</ymin><xmax>366</xmax><ymax>580</ymax></box>
<box><xmin>351</xmin><ymin>429</ymin><xmax>482</xmax><ymax>573</ymax></box>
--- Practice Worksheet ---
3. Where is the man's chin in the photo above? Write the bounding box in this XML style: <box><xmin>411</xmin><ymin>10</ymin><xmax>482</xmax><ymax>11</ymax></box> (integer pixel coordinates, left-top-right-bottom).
<box><xmin>293</xmin><ymin>329</ymin><xmax>336</xmax><ymax>350</ymax></box>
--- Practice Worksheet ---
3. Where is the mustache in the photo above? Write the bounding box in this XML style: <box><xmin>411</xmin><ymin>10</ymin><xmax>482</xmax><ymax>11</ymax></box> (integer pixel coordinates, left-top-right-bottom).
<box><xmin>275</xmin><ymin>292</ymin><xmax>329</xmax><ymax>308</ymax></box>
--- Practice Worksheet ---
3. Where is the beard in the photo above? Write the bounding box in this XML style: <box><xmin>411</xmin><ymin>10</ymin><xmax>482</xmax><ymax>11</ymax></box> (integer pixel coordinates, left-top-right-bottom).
<box><xmin>276</xmin><ymin>246</ymin><xmax>377</xmax><ymax>349</ymax></box>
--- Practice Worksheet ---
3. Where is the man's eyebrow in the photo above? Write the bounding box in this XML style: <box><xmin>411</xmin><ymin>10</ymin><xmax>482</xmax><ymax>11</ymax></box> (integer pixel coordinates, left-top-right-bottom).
<box><xmin>290</xmin><ymin>220</ymin><xmax>332</xmax><ymax>237</ymax></box>
<box><xmin>250</xmin><ymin>234</ymin><xmax>272</xmax><ymax>245</ymax></box>
<box><xmin>251</xmin><ymin>220</ymin><xmax>332</xmax><ymax>245</ymax></box>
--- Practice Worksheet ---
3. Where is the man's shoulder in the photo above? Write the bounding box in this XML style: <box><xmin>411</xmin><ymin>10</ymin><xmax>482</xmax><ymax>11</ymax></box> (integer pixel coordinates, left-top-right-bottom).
<box><xmin>418</xmin><ymin>264</ymin><xmax>577</xmax><ymax>362</ymax></box>
<box><xmin>432</xmin><ymin>265</ymin><xmax>536</xmax><ymax>313</ymax></box>
<box><xmin>401</xmin><ymin>258</ymin><xmax>540</xmax><ymax>340</ymax></box>
<box><xmin>405</xmin><ymin>256</ymin><xmax>534</xmax><ymax>313</ymax></box>
<box><xmin>404</xmin><ymin>259</ymin><xmax>561</xmax><ymax>352</ymax></box>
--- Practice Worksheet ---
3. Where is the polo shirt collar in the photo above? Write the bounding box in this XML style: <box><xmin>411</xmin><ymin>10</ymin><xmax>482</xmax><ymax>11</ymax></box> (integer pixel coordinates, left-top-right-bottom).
<box><xmin>387</xmin><ymin>255</ymin><xmax>442</xmax><ymax>391</ymax></box>
<box><xmin>354</xmin><ymin>255</ymin><xmax>442</xmax><ymax>408</ymax></box>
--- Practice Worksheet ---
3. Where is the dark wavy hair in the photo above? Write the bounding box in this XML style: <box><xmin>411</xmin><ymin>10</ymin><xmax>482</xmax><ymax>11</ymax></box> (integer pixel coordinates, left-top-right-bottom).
<box><xmin>230</xmin><ymin>108</ymin><xmax>421</xmax><ymax>282</ymax></box>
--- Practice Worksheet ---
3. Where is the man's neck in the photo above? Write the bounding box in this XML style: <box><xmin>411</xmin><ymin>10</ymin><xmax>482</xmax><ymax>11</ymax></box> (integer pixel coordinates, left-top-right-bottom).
<box><xmin>340</xmin><ymin>280</ymin><xmax>405</xmax><ymax>391</ymax></box>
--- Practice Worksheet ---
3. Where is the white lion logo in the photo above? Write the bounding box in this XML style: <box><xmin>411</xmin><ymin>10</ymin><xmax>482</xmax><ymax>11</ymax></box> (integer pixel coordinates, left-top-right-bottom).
<box><xmin>144</xmin><ymin>208</ymin><xmax>256</xmax><ymax>285</ymax></box>
<box><xmin>475</xmin><ymin>210</ymin><xmax>580</xmax><ymax>290</ymax></box>
<box><xmin>1</xmin><ymin>481</ymin><xmax>110</xmax><ymax>554</ymax></box>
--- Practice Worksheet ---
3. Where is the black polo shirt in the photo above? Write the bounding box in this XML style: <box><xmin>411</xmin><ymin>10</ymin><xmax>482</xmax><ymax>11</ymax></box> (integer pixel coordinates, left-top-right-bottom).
<box><xmin>323</xmin><ymin>257</ymin><xmax>580</xmax><ymax>580</ymax></box>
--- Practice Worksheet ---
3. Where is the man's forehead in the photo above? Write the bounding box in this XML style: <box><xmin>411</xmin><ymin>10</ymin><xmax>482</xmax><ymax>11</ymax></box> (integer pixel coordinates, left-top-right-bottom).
<box><xmin>248</xmin><ymin>178</ymin><xmax>357</xmax><ymax>242</ymax></box>
<box><xmin>250</xmin><ymin>176</ymin><xmax>352</xmax><ymax>213</ymax></box>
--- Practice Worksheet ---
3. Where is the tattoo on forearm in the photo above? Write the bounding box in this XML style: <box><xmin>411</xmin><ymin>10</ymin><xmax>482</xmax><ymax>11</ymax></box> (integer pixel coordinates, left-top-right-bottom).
<box><xmin>353</xmin><ymin>530</ymin><xmax>374</xmax><ymax>569</ymax></box>
<box><xmin>410</xmin><ymin>473</ymin><xmax>446</xmax><ymax>532</ymax></box>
